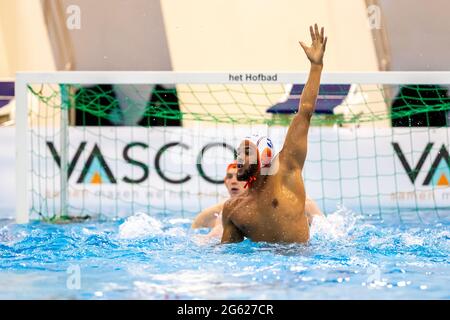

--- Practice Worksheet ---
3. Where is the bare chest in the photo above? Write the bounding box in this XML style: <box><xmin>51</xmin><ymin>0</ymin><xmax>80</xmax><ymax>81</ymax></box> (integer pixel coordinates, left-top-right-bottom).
<box><xmin>229</xmin><ymin>189</ymin><xmax>306</xmax><ymax>238</ymax></box>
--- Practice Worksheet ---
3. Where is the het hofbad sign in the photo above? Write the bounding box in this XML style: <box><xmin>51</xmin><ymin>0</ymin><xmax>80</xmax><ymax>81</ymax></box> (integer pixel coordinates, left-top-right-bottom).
<box><xmin>228</xmin><ymin>73</ymin><xmax>278</xmax><ymax>82</ymax></box>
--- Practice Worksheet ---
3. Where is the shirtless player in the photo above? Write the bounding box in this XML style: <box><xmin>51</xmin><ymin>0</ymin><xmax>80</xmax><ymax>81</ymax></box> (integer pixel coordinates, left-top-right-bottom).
<box><xmin>221</xmin><ymin>24</ymin><xmax>327</xmax><ymax>244</ymax></box>
<box><xmin>192</xmin><ymin>161</ymin><xmax>323</xmax><ymax>238</ymax></box>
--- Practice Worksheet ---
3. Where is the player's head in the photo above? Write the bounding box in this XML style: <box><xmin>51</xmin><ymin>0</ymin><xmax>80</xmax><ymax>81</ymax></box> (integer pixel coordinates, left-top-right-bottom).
<box><xmin>224</xmin><ymin>161</ymin><xmax>246</xmax><ymax>197</ymax></box>
<box><xmin>236</xmin><ymin>134</ymin><xmax>274</xmax><ymax>184</ymax></box>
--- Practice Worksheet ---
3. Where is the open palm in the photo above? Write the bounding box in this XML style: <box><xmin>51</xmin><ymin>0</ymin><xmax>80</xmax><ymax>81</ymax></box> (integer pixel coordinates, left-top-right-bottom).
<box><xmin>299</xmin><ymin>24</ymin><xmax>327</xmax><ymax>65</ymax></box>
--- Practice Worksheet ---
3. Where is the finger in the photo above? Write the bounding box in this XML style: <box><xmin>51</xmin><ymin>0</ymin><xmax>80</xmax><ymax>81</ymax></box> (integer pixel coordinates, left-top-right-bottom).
<box><xmin>314</xmin><ymin>23</ymin><xmax>320</xmax><ymax>40</ymax></box>
<box><xmin>320</xmin><ymin>27</ymin><xmax>324</xmax><ymax>42</ymax></box>
<box><xmin>323</xmin><ymin>37</ymin><xmax>328</xmax><ymax>50</ymax></box>
<box><xmin>309</xmin><ymin>25</ymin><xmax>316</xmax><ymax>41</ymax></box>
<box><xmin>299</xmin><ymin>41</ymin><xmax>308</xmax><ymax>52</ymax></box>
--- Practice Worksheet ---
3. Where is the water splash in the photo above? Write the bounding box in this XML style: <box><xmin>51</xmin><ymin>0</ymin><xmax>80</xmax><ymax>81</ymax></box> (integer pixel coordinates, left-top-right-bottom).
<box><xmin>310</xmin><ymin>204</ymin><xmax>360</xmax><ymax>240</ymax></box>
<box><xmin>0</xmin><ymin>209</ymin><xmax>448</xmax><ymax>299</ymax></box>
<box><xmin>0</xmin><ymin>224</ymin><xmax>27</xmax><ymax>245</ymax></box>
<box><xmin>118</xmin><ymin>212</ymin><xmax>163</xmax><ymax>239</ymax></box>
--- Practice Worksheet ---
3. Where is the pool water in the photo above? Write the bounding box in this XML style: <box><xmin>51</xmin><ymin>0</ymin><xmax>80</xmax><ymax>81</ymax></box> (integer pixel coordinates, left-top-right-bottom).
<box><xmin>0</xmin><ymin>208</ymin><xmax>449</xmax><ymax>299</ymax></box>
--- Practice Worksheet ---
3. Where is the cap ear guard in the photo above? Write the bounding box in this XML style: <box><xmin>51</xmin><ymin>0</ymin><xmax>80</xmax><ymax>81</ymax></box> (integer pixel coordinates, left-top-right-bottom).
<box><xmin>257</xmin><ymin>137</ymin><xmax>274</xmax><ymax>168</ymax></box>
<box><xmin>239</xmin><ymin>135</ymin><xmax>274</xmax><ymax>188</ymax></box>
<box><xmin>260</xmin><ymin>147</ymin><xmax>272</xmax><ymax>167</ymax></box>
<box><xmin>240</xmin><ymin>135</ymin><xmax>274</xmax><ymax>170</ymax></box>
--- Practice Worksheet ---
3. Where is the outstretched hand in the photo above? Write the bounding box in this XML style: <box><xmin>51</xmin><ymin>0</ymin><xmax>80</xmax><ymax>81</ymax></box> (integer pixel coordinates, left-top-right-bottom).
<box><xmin>299</xmin><ymin>23</ymin><xmax>327</xmax><ymax>65</ymax></box>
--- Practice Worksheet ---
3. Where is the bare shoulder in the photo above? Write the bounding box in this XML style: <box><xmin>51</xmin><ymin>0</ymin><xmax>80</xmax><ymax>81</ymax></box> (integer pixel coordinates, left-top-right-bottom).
<box><xmin>264</xmin><ymin>153</ymin><xmax>294</xmax><ymax>181</ymax></box>
<box><xmin>222</xmin><ymin>194</ymin><xmax>249</xmax><ymax>222</ymax></box>
<box><xmin>266</xmin><ymin>152</ymin><xmax>297</xmax><ymax>177</ymax></box>
<box><xmin>222</xmin><ymin>197</ymin><xmax>239</xmax><ymax>216</ymax></box>
<box><xmin>278</xmin><ymin>147</ymin><xmax>302</xmax><ymax>172</ymax></box>
<box><xmin>269</xmin><ymin>151</ymin><xmax>302</xmax><ymax>190</ymax></box>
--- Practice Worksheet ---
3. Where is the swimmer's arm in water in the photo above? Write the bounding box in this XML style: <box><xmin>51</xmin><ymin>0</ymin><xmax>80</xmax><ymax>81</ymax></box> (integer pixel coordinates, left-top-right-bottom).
<box><xmin>280</xmin><ymin>24</ymin><xmax>327</xmax><ymax>170</ymax></box>
<box><xmin>192</xmin><ymin>202</ymin><xmax>224</xmax><ymax>229</ymax></box>
<box><xmin>221</xmin><ymin>203</ymin><xmax>244</xmax><ymax>244</ymax></box>
<box><xmin>206</xmin><ymin>220</ymin><xmax>224</xmax><ymax>239</ymax></box>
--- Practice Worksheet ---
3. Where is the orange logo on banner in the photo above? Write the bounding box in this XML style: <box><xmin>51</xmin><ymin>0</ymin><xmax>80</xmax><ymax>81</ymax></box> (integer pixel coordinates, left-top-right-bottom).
<box><xmin>437</xmin><ymin>174</ymin><xmax>449</xmax><ymax>186</ymax></box>
<box><xmin>91</xmin><ymin>172</ymin><xmax>102</xmax><ymax>184</ymax></box>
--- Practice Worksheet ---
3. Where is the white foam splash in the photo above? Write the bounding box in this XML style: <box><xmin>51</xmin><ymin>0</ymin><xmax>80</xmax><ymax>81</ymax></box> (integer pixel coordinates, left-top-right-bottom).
<box><xmin>168</xmin><ymin>218</ymin><xmax>191</xmax><ymax>225</ymax></box>
<box><xmin>0</xmin><ymin>226</ymin><xmax>12</xmax><ymax>243</ymax></box>
<box><xmin>164</xmin><ymin>227</ymin><xmax>186</xmax><ymax>237</ymax></box>
<box><xmin>118</xmin><ymin>212</ymin><xmax>163</xmax><ymax>239</ymax></box>
<box><xmin>0</xmin><ymin>225</ymin><xmax>27</xmax><ymax>245</ymax></box>
<box><xmin>310</xmin><ymin>205</ymin><xmax>359</xmax><ymax>240</ymax></box>
<box><xmin>401</xmin><ymin>234</ymin><xmax>424</xmax><ymax>246</ymax></box>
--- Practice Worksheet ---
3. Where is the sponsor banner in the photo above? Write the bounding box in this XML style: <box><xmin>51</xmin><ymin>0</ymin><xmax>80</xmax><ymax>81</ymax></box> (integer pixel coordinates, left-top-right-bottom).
<box><xmin>0</xmin><ymin>126</ymin><xmax>449</xmax><ymax>220</ymax></box>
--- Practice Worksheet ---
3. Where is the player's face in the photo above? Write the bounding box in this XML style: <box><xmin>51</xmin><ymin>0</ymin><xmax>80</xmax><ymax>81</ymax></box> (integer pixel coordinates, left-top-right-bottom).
<box><xmin>224</xmin><ymin>167</ymin><xmax>246</xmax><ymax>197</ymax></box>
<box><xmin>236</xmin><ymin>141</ymin><xmax>258</xmax><ymax>181</ymax></box>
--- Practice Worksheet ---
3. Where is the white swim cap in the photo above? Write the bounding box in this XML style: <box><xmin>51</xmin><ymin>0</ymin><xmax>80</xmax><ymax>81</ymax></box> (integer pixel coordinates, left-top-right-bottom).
<box><xmin>241</xmin><ymin>134</ymin><xmax>274</xmax><ymax>169</ymax></box>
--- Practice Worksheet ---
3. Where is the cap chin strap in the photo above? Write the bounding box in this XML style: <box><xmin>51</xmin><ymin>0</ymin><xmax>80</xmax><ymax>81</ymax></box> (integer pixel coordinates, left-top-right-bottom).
<box><xmin>244</xmin><ymin>158</ymin><xmax>260</xmax><ymax>189</ymax></box>
<box><xmin>244</xmin><ymin>175</ymin><xmax>257</xmax><ymax>189</ymax></box>
<box><xmin>241</xmin><ymin>136</ymin><xmax>274</xmax><ymax>189</ymax></box>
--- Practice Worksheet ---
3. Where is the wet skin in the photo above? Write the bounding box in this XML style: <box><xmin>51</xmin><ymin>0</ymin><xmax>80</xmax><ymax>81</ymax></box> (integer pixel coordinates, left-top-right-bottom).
<box><xmin>221</xmin><ymin>24</ymin><xmax>327</xmax><ymax>244</ymax></box>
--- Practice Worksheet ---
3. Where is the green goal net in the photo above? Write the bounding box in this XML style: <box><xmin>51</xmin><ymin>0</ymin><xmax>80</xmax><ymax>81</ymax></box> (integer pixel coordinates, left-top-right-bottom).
<box><xmin>16</xmin><ymin>72</ymin><xmax>450</xmax><ymax>224</ymax></box>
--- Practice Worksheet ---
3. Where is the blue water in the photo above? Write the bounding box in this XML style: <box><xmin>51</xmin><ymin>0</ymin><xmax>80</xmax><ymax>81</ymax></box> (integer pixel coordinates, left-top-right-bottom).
<box><xmin>0</xmin><ymin>208</ymin><xmax>449</xmax><ymax>299</ymax></box>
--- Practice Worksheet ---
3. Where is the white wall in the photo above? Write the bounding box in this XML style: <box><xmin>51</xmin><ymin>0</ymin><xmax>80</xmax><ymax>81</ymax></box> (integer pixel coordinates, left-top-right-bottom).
<box><xmin>0</xmin><ymin>0</ymin><xmax>55</xmax><ymax>77</ymax></box>
<box><xmin>0</xmin><ymin>22</ymin><xmax>9</xmax><ymax>76</ymax></box>
<box><xmin>161</xmin><ymin>0</ymin><xmax>379</xmax><ymax>71</ymax></box>
<box><xmin>379</xmin><ymin>0</ymin><xmax>450</xmax><ymax>71</ymax></box>
<box><xmin>3</xmin><ymin>0</ymin><xmax>450</xmax><ymax>74</ymax></box>
<box><xmin>60</xmin><ymin>0</ymin><xmax>173</xmax><ymax>70</ymax></box>
<box><xmin>56</xmin><ymin>0</ymin><xmax>378</xmax><ymax>71</ymax></box>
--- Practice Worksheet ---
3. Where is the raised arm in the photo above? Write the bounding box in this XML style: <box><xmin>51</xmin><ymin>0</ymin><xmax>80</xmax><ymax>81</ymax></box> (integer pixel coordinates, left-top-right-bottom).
<box><xmin>280</xmin><ymin>24</ymin><xmax>327</xmax><ymax>170</ymax></box>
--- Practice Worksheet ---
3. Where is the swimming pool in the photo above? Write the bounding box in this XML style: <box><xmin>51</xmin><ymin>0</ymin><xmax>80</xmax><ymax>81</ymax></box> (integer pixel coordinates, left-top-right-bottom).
<box><xmin>0</xmin><ymin>208</ymin><xmax>448</xmax><ymax>299</ymax></box>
